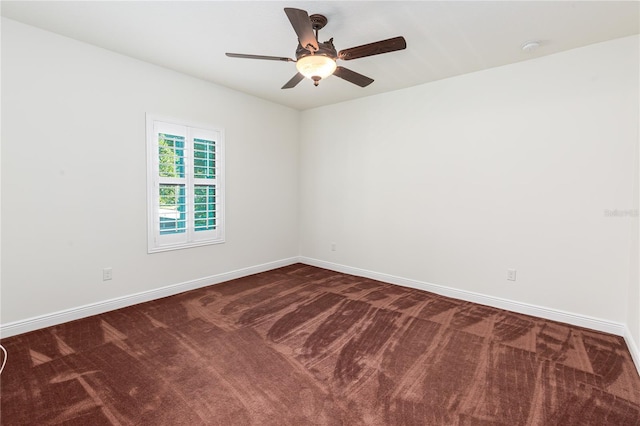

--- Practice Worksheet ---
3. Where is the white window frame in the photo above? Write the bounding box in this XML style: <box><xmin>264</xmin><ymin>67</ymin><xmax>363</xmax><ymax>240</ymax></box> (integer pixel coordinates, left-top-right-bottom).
<box><xmin>146</xmin><ymin>114</ymin><xmax>225</xmax><ymax>253</ymax></box>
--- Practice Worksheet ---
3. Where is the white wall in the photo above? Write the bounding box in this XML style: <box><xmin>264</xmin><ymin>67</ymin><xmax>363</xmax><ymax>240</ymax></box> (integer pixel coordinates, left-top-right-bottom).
<box><xmin>300</xmin><ymin>35</ymin><xmax>639</xmax><ymax>325</ymax></box>
<box><xmin>1</xmin><ymin>18</ymin><xmax>300</xmax><ymax>324</ymax></box>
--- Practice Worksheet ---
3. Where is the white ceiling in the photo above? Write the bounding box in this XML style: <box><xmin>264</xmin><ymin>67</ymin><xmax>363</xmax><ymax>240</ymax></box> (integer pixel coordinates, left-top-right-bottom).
<box><xmin>2</xmin><ymin>1</ymin><xmax>639</xmax><ymax>111</ymax></box>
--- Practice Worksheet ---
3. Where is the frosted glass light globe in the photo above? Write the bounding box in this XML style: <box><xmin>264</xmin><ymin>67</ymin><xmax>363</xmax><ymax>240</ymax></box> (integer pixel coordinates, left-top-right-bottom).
<box><xmin>296</xmin><ymin>55</ymin><xmax>337</xmax><ymax>80</ymax></box>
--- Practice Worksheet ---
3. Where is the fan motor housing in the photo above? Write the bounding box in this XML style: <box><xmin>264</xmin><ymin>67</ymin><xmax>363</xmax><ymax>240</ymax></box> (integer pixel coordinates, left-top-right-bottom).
<box><xmin>296</xmin><ymin>39</ymin><xmax>337</xmax><ymax>61</ymax></box>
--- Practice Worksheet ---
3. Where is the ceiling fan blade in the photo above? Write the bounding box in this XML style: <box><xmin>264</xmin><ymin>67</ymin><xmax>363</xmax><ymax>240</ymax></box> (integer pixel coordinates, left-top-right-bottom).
<box><xmin>284</xmin><ymin>8</ymin><xmax>319</xmax><ymax>52</ymax></box>
<box><xmin>282</xmin><ymin>73</ymin><xmax>305</xmax><ymax>89</ymax></box>
<box><xmin>226</xmin><ymin>53</ymin><xmax>294</xmax><ymax>62</ymax></box>
<box><xmin>333</xmin><ymin>66</ymin><xmax>374</xmax><ymax>87</ymax></box>
<box><xmin>338</xmin><ymin>36</ymin><xmax>407</xmax><ymax>61</ymax></box>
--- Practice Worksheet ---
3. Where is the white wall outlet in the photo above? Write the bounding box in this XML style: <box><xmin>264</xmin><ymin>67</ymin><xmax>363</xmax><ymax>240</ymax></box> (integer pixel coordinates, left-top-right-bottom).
<box><xmin>103</xmin><ymin>267</ymin><xmax>113</xmax><ymax>281</ymax></box>
<box><xmin>331</xmin><ymin>243</ymin><xmax>336</xmax><ymax>251</ymax></box>
<box><xmin>507</xmin><ymin>269</ymin><xmax>517</xmax><ymax>281</ymax></box>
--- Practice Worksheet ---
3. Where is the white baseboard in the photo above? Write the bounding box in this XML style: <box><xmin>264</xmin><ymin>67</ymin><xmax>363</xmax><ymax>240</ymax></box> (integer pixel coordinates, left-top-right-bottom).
<box><xmin>624</xmin><ymin>327</ymin><xmax>640</xmax><ymax>377</ymax></box>
<box><xmin>299</xmin><ymin>257</ymin><xmax>627</xmax><ymax>337</ymax></box>
<box><xmin>0</xmin><ymin>257</ymin><xmax>299</xmax><ymax>338</ymax></box>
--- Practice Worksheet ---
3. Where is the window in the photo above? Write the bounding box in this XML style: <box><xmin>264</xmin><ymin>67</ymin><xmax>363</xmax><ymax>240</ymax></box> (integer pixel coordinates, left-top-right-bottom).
<box><xmin>146</xmin><ymin>115</ymin><xmax>224</xmax><ymax>252</ymax></box>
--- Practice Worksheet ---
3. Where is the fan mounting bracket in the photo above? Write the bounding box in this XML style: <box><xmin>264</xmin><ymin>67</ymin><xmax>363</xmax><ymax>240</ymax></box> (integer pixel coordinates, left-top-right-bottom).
<box><xmin>309</xmin><ymin>14</ymin><xmax>328</xmax><ymax>31</ymax></box>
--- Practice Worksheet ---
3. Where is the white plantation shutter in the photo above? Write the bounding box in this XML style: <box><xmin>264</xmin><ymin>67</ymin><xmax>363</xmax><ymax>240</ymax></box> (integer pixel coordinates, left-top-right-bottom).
<box><xmin>147</xmin><ymin>115</ymin><xmax>225</xmax><ymax>253</ymax></box>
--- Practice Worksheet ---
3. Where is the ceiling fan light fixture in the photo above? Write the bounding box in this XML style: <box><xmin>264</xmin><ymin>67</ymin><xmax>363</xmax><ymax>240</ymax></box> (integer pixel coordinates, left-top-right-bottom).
<box><xmin>226</xmin><ymin>8</ymin><xmax>406</xmax><ymax>90</ymax></box>
<box><xmin>296</xmin><ymin>54</ymin><xmax>337</xmax><ymax>81</ymax></box>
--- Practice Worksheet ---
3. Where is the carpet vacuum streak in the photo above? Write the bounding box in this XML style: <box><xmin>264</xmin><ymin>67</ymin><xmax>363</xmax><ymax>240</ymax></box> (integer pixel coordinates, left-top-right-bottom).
<box><xmin>1</xmin><ymin>264</ymin><xmax>639</xmax><ymax>425</ymax></box>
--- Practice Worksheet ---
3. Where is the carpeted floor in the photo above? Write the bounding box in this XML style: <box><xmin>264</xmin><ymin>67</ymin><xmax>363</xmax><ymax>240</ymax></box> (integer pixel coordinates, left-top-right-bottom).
<box><xmin>1</xmin><ymin>264</ymin><xmax>639</xmax><ymax>425</ymax></box>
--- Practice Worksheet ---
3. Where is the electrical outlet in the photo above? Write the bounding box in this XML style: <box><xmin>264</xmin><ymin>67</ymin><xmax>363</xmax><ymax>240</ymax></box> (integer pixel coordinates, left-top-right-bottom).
<box><xmin>103</xmin><ymin>267</ymin><xmax>113</xmax><ymax>281</ymax></box>
<box><xmin>331</xmin><ymin>243</ymin><xmax>336</xmax><ymax>251</ymax></box>
<box><xmin>507</xmin><ymin>269</ymin><xmax>517</xmax><ymax>281</ymax></box>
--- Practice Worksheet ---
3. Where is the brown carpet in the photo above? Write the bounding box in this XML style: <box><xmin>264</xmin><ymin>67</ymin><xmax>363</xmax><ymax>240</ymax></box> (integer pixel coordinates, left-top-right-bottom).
<box><xmin>1</xmin><ymin>264</ymin><xmax>639</xmax><ymax>425</ymax></box>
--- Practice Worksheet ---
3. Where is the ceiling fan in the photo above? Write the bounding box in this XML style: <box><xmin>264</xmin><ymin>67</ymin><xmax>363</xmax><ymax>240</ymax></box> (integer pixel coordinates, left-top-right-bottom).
<box><xmin>226</xmin><ymin>8</ymin><xmax>407</xmax><ymax>89</ymax></box>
